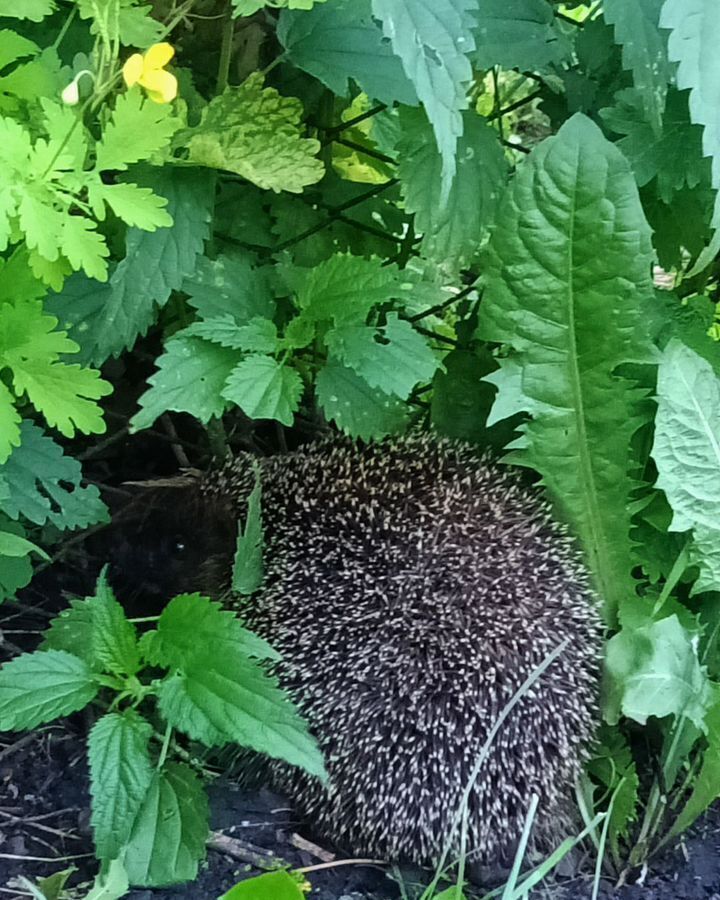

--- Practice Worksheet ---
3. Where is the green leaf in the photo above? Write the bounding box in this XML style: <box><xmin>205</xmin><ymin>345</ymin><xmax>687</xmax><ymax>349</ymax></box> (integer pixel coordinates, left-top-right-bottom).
<box><xmin>0</xmin><ymin>382</ymin><xmax>21</xmax><ymax>463</ymax></box>
<box><xmin>222</xmin><ymin>355</ymin><xmax>303</xmax><ymax>426</ymax></box>
<box><xmin>48</xmin><ymin>168</ymin><xmax>214</xmax><ymax>365</ymax></box>
<box><xmin>123</xmin><ymin>762</ymin><xmax>208</xmax><ymax>887</ymax></box>
<box><xmin>118</xmin><ymin>4</ymin><xmax>165</xmax><ymax>46</ymax></box>
<box><xmin>670</xmin><ymin>692</ymin><xmax>720</xmax><ymax>837</ymax></box>
<box><xmin>0</xmin><ymin>649</ymin><xmax>98</xmax><ymax>730</ymax></box>
<box><xmin>183</xmin><ymin>74</ymin><xmax>323</xmax><ymax>193</ymax></box>
<box><xmin>651</xmin><ymin>340</ymin><xmax>720</xmax><ymax>594</ymax></box>
<box><xmin>131</xmin><ymin>336</ymin><xmax>240</xmax><ymax>432</ymax></box>
<box><xmin>0</xmin><ymin>517</ymin><xmax>33</xmax><ymax>602</ymax></box>
<box><xmin>473</xmin><ymin>0</ymin><xmax>570</xmax><ymax>70</ymax></box>
<box><xmin>88</xmin><ymin>711</ymin><xmax>154</xmax><ymax>863</ymax></box>
<box><xmin>93</xmin><ymin>182</ymin><xmax>173</xmax><ymax>231</ymax></box>
<box><xmin>0</xmin><ymin>30</ymin><xmax>39</xmax><ymax>69</ymax></box>
<box><xmin>604</xmin><ymin>615</ymin><xmax>712</xmax><ymax>730</ymax></box>
<box><xmin>327</xmin><ymin>313</ymin><xmax>439</xmax><ymax>399</ymax></box>
<box><xmin>601</xmin><ymin>88</ymin><xmax>709</xmax><ymax>204</ymax></box>
<box><xmin>277</xmin><ymin>0</ymin><xmax>418</xmax><ymax>106</ymax></box>
<box><xmin>234</xmin><ymin>0</ymin><xmax>328</xmax><ymax>12</ymax></box>
<box><xmin>95</xmin><ymin>88</ymin><xmax>179</xmax><ymax>172</ymax></box>
<box><xmin>0</xmin><ymin>1</ymin><xmax>55</xmax><ymax>21</ymax></box>
<box><xmin>0</xmin><ymin>530</ymin><xmax>48</xmax><ymax>559</ymax></box>
<box><xmin>232</xmin><ymin>468</ymin><xmax>264</xmax><ymax>596</ymax></box>
<box><xmin>43</xmin><ymin>572</ymin><xmax>140</xmax><ymax>677</ymax></box>
<box><xmin>397</xmin><ymin>107</ymin><xmax>507</xmax><ymax>271</ymax></box>
<box><xmin>586</xmin><ymin>726</ymin><xmax>639</xmax><ymax>851</ymax></box>
<box><xmin>295</xmin><ymin>253</ymin><xmax>403</xmax><ymax>323</ymax></box>
<box><xmin>315</xmin><ymin>359</ymin><xmax>409</xmax><ymax>439</ymax></box>
<box><xmin>158</xmin><ymin>659</ymin><xmax>325</xmax><ymax>776</ymax></box>
<box><xmin>219</xmin><ymin>870</ymin><xmax>307</xmax><ymax>900</ymax></box>
<box><xmin>184</xmin><ymin>315</ymin><xmax>278</xmax><ymax>352</ymax></box>
<box><xmin>182</xmin><ymin>251</ymin><xmax>276</xmax><ymax>324</ymax></box>
<box><xmin>371</xmin><ymin>0</ymin><xmax>477</xmax><ymax>193</ymax></box>
<box><xmin>0</xmin><ymin>421</ymin><xmax>108</xmax><ymax>529</ymax></box>
<box><xmin>60</xmin><ymin>216</ymin><xmax>109</xmax><ymax>282</ymax></box>
<box><xmin>603</xmin><ymin>0</ymin><xmax>669</xmax><ymax>135</ymax></box>
<box><xmin>477</xmin><ymin>113</ymin><xmax>656</xmax><ymax>623</ymax></box>
<box><xmin>150</xmin><ymin>593</ymin><xmax>279</xmax><ymax>669</ymax></box>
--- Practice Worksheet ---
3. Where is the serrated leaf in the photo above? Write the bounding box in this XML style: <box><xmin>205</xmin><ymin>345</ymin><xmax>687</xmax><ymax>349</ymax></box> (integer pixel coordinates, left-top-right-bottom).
<box><xmin>219</xmin><ymin>870</ymin><xmax>307</xmax><ymax>900</ymax></box>
<box><xmin>316</xmin><ymin>359</ymin><xmax>409</xmax><ymax>439</ymax></box>
<box><xmin>157</xmin><ymin>659</ymin><xmax>325</xmax><ymax>776</ymax></box>
<box><xmin>277</xmin><ymin>0</ymin><xmax>418</xmax><ymax>106</ymax></box>
<box><xmin>477</xmin><ymin>114</ymin><xmax>656</xmax><ymax>623</ymax></box>
<box><xmin>604</xmin><ymin>615</ymin><xmax>712</xmax><ymax>730</ymax></box>
<box><xmin>0</xmin><ymin>1</ymin><xmax>55</xmax><ymax>21</ymax></box>
<box><xmin>473</xmin><ymin>0</ymin><xmax>571</xmax><ymax>70</ymax></box>
<box><xmin>586</xmin><ymin>726</ymin><xmax>639</xmax><ymax>850</ymax></box>
<box><xmin>0</xmin><ymin>649</ymin><xmax>98</xmax><ymax>730</ymax></box>
<box><xmin>295</xmin><ymin>253</ymin><xmax>402</xmax><ymax>323</ymax></box>
<box><xmin>397</xmin><ymin>107</ymin><xmax>507</xmax><ymax>271</ymax></box>
<box><xmin>131</xmin><ymin>336</ymin><xmax>240</xmax><ymax>432</ymax></box>
<box><xmin>88</xmin><ymin>711</ymin><xmax>154</xmax><ymax>863</ymax></box>
<box><xmin>60</xmin><ymin>215</ymin><xmax>109</xmax><ymax>282</ymax></box>
<box><xmin>94</xmin><ymin>182</ymin><xmax>173</xmax><ymax>231</ymax></box>
<box><xmin>183</xmin><ymin>74</ymin><xmax>323</xmax><ymax>193</ymax></box>
<box><xmin>95</xmin><ymin>88</ymin><xmax>178</xmax><ymax>172</ymax></box>
<box><xmin>151</xmin><ymin>593</ymin><xmax>279</xmax><ymax>669</ymax></box>
<box><xmin>603</xmin><ymin>0</ymin><xmax>669</xmax><ymax>135</ymax></box>
<box><xmin>670</xmin><ymin>692</ymin><xmax>720</xmax><ymax>838</ymax></box>
<box><xmin>43</xmin><ymin>573</ymin><xmax>140</xmax><ymax>676</ymax></box>
<box><xmin>184</xmin><ymin>315</ymin><xmax>278</xmax><ymax>352</ymax></box>
<box><xmin>327</xmin><ymin>313</ymin><xmax>439</xmax><ymax>399</ymax></box>
<box><xmin>123</xmin><ymin>763</ymin><xmax>208</xmax><ymax>887</ymax></box>
<box><xmin>47</xmin><ymin>168</ymin><xmax>214</xmax><ymax>366</ymax></box>
<box><xmin>234</xmin><ymin>0</ymin><xmax>328</xmax><ymax>12</ymax></box>
<box><xmin>182</xmin><ymin>251</ymin><xmax>276</xmax><ymax>324</ymax></box>
<box><xmin>222</xmin><ymin>355</ymin><xmax>302</xmax><ymax>426</ymax></box>
<box><xmin>232</xmin><ymin>468</ymin><xmax>263</xmax><ymax>596</ymax></box>
<box><xmin>119</xmin><ymin>4</ymin><xmax>165</xmax><ymax>46</ymax></box>
<box><xmin>651</xmin><ymin>340</ymin><xmax>720</xmax><ymax>594</ymax></box>
<box><xmin>0</xmin><ymin>421</ymin><xmax>108</xmax><ymax>529</ymax></box>
<box><xmin>0</xmin><ymin>382</ymin><xmax>21</xmax><ymax>463</ymax></box>
<box><xmin>371</xmin><ymin>0</ymin><xmax>477</xmax><ymax>194</ymax></box>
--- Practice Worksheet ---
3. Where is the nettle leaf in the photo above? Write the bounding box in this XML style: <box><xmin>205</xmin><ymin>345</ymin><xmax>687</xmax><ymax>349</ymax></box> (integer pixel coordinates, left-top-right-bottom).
<box><xmin>232</xmin><ymin>469</ymin><xmax>264</xmax><ymax>596</ymax></box>
<box><xmin>0</xmin><ymin>650</ymin><xmax>98</xmax><ymax>730</ymax></box>
<box><xmin>603</xmin><ymin>0</ymin><xmax>669</xmax><ymax>135</ymax></box>
<box><xmin>183</xmin><ymin>73</ymin><xmax>323</xmax><ymax>193</ymax></box>
<box><xmin>651</xmin><ymin>340</ymin><xmax>720</xmax><ymax>594</ymax></box>
<box><xmin>223</xmin><ymin>356</ymin><xmax>302</xmax><ymax>426</ymax></box>
<box><xmin>48</xmin><ymin>168</ymin><xmax>214</xmax><ymax>366</ymax></box>
<box><xmin>371</xmin><ymin>0</ymin><xmax>477</xmax><ymax>193</ymax></box>
<box><xmin>397</xmin><ymin>107</ymin><xmax>507</xmax><ymax>271</ymax></box>
<box><xmin>474</xmin><ymin>0</ymin><xmax>570</xmax><ymax>71</ymax></box>
<box><xmin>316</xmin><ymin>359</ymin><xmax>409</xmax><ymax>439</ymax></box>
<box><xmin>183</xmin><ymin>251</ymin><xmax>276</xmax><ymax>323</ymax></box>
<box><xmin>327</xmin><ymin>314</ymin><xmax>439</xmax><ymax>399</ymax></box>
<box><xmin>88</xmin><ymin>711</ymin><xmax>154</xmax><ymax>863</ymax></box>
<box><xmin>131</xmin><ymin>336</ymin><xmax>240</xmax><ymax>432</ymax></box>
<box><xmin>95</xmin><ymin>87</ymin><xmax>179</xmax><ymax>172</ymax></box>
<box><xmin>604</xmin><ymin>615</ymin><xmax>712</xmax><ymax>730</ymax></box>
<box><xmin>601</xmin><ymin>89</ymin><xmax>709</xmax><ymax>204</ymax></box>
<box><xmin>477</xmin><ymin>114</ymin><xmax>656</xmax><ymax>623</ymax></box>
<box><xmin>158</xmin><ymin>659</ymin><xmax>325</xmax><ymax>776</ymax></box>
<box><xmin>43</xmin><ymin>573</ymin><xmax>140</xmax><ymax>677</ymax></box>
<box><xmin>124</xmin><ymin>762</ymin><xmax>208</xmax><ymax>888</ymax></box>
<box><xmin>295</xmin><ymin>253</ymin><xmax>403</xmax><ymax>323</ymax></box>
<box><xmin>0</xmin><ymin>383</ymin><xmax>21</xmax><ymax>463</ymax></box>
<box><xmin>0</xmin><ymin>421</ymin><xmax>108</xmax><ymax>530</ymax></box>
<box><xmin>184</xmin><ymin>316</ymin><xmax>278</xmax><ymax>352</ymax></box>
<box><xmin>150</xmin><ymin>594</ymin><xmax>279</xmax><ymax>669</ymax></box>
<box><xmin>277</xmin><ymin>0</ymin><xmax>418</xmax><ymax>106</ymax></box>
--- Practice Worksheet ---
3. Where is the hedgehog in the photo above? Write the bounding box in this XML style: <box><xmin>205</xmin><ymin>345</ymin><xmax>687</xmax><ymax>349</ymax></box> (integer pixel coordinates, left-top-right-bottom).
<box><xmin>110</xmin><ymin>433</ymin><xmax>602</xmax><ymax>869</ymax></box>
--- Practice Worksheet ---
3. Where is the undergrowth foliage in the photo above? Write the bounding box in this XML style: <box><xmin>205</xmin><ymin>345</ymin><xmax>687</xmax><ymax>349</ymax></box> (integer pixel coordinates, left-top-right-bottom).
<box><xmin>0</xmin><ymin>0</ymin><xmax>719</xmax><ymax>894</ymax></box>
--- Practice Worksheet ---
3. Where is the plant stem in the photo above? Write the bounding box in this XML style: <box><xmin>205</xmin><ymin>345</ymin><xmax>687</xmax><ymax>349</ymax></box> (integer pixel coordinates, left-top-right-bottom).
<box><xmin>217</xmin><ymin>3</ymin><xmax>235</xmax><ymax>94</ymax></box>
<box><xmin>157</xmin><ymin>722</ymin><xmax>173</xmax><ymax>769</ymax></box>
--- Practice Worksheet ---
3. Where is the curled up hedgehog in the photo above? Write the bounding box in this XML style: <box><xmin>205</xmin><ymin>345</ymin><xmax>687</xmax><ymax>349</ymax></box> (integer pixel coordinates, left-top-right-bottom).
<box><xmin>110</xmin><ymin>433</ymin><xmax>602</xmax><ymax>869</ymax></box>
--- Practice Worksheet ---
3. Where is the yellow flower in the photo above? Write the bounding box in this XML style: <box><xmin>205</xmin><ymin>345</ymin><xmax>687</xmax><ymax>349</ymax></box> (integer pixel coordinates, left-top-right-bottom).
<box><xmin>122</xmin><ymin>42</ymin><xmax>177</xmax><ymax>104</ymax></box>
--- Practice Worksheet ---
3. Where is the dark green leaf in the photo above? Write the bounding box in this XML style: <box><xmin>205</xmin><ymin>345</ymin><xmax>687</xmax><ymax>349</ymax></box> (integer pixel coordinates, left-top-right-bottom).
<box><xmin>316</xmin><ymin>360</ymin><xmax>409</xmax><ymax>440</ymax></box>
<box><xmin>222</xmin><ymin>356</ymin><xmax>303</xmax><ymax>426</ymax></box>
<box><xmin>182</xmin><ymin>251</ymin><xmax>276</xmax><ymax>323</ymax></box>
<box><xmin>232</xmin><ymin>468</ymin><xmax>264</xmax><ymax>596</ymax></box>
<box><xmin>473</xmin><ymin>0</ymin><xmax>571</xmax><ymax>70</ymax></box>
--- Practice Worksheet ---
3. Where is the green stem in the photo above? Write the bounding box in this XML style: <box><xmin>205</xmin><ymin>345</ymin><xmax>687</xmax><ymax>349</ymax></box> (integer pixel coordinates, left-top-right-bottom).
<box><xmin>216</xmin><ymin>3</ymin><xmax>235</xmax><ymax>94</ymax></box>
<box><xmin>651</xmin><ymin>541</ymin><xmax>690</xmax><ymax>617</ymax></box>
<box><xmin>53</xmin><ymin>5</ymin><xmax>77</xmax><ymax>50</ymax></box>
<box><xmin>157</xmin><ymin>722</ymin><xmax>173</xmax><ymax>769</ymax></box>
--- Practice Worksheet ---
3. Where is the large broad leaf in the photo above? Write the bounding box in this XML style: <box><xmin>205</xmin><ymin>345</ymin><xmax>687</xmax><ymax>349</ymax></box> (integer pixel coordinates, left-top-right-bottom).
<box><xmin>604</xmin><ymin>615</ymin><xmax>712</xmax><ymax>731</ymax></box>
<box><xmin>0</xmin><ymin>421</ymin><xmax>107</xmax><ymax>530</ymax></box>
<box><xmin>183</xmin><ymin>252</ymin><xmax>275</xmax><ymax>323</ymax></box>
<box><xmin>123</xmin><ymin>762</ymin><xmax>208</xmax><ymax>887</ymax></box>
<box><xmin>222</xmin><ymin>355</ymin><xmax>303</xmax><ymax>426</ymax></box>
<box><xmin>473</xmin><ymin>0</ymin><xmax>571</xmax><ymax>70</ymax></box>
<box><xmin>603</xmin><ymin>0</ymin><xmax>669</xmax><ymax>135</ymax></box>
<box><xmin>371</xmin><ymin>0</ymin><xmax>477</xmax><ymax>194</ymax></box>
<box><xmin>397</xmin><ymin>107</ymin><xmax>507</xmax><ymax>272</ymax></box>
<box><xmin>88</xmin><ymin>711</ymin><xmax>154</xmax><ymax>863</ymax></box>
<box><xmin>651</xmin><ymin>340</ymin><xmax>720</xmax><ymax>594</ymax></box>
<box><xmin>0</xmin><ymin>650</ymin><xmax>98</xmax><ymax>730</ymax></box>
<box><xmin>477</xmin><ymin>114</ymin><xmax>656</xmax><ymax>623</ymax></box>
<box><xmin>277</xmin><ymin>0</ymin><xmax>417</xmax><ymax>106</ymax></box>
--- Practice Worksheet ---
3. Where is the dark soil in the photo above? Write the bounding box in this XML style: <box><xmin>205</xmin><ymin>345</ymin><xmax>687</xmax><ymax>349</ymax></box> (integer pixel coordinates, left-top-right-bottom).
<box><xmin>3</xmin><ymin>722</ymin><xmax>720</xmax><ymax>900</ymax></box>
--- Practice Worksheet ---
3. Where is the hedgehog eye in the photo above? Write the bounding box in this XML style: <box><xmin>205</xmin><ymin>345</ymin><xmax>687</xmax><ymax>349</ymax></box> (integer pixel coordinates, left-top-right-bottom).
<box><xmin>173</xmin><ymin>538</ymin><xmax>187</xmax><ymax>554</ymax></box>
